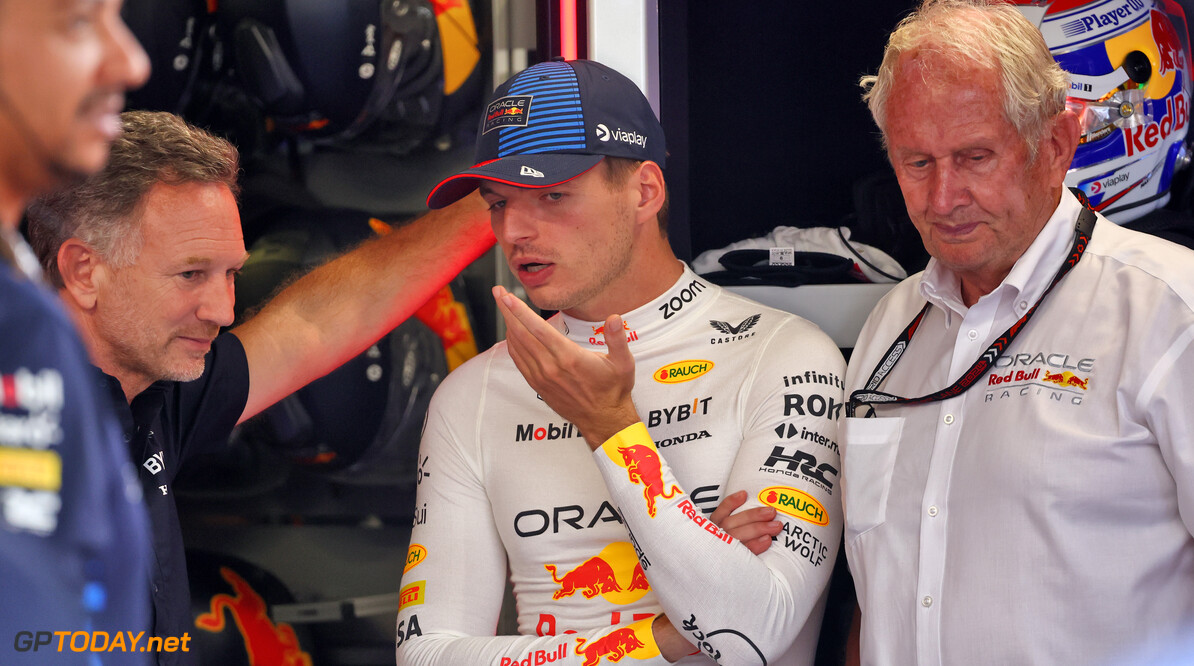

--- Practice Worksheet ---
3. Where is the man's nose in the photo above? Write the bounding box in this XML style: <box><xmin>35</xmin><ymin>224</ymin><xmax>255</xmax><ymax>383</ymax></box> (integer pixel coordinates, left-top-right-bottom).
<box><xmin>495</xmin><ymin>200</ymin><xmax>539</xmax><ymax>246</ymax></box>
<box><xmin>101</xmin><ymin>10</ymin><xmax>152</xmax><ymax>93</ymax></box>
<box><xmin>928</xmin><ymin>163</ymin><xmax>971</xmax><ymax>216</ymax></box>
<box><xmin>197</xmin><ymin>277</ymin><xmax>236</xmax><ymax>328</ymax></box>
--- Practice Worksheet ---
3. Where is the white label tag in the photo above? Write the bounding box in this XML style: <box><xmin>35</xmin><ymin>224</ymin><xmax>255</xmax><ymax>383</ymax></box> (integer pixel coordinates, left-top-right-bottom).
<box><xmin>769</xmin><ymin>247</ymin><xmax>795</xmax><ymax>266</ymax></box>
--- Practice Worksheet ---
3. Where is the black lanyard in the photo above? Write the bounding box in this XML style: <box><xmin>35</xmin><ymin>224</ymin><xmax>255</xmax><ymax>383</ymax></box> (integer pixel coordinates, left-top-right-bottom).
<box><xmin>846</xmin><ymin>202</ymin><xmax>1096</xmax><ymax>418</ymax></box>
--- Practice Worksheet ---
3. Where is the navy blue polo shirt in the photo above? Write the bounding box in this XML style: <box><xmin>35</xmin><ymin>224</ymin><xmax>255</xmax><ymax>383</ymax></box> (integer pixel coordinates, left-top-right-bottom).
<box><xmin>0</xmin><ymin>262</ymin><xmax>151</xmax><ymax>664</ymax></box>
<box><xmin>97</xmin><ymin>332</ymin><xmax>250</xmax><ymax>666</ymax></box>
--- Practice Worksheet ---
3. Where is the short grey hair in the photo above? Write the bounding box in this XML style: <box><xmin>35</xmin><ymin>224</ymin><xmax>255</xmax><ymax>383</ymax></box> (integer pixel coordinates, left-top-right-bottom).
<box><xmin>860</xmin><ymin>0</ymin><xmax>1068</xmax><ymax>160</ymax></box>
<box><xmin>27</xmin><ymin>110</ymin><xmax>240</xmax><ymax>287</ymax></box>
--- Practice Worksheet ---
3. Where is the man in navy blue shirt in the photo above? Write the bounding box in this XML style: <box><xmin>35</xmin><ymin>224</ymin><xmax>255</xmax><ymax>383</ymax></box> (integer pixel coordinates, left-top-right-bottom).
<box><xmin>0</xmin><ymin>0</ymin><xmax>153</xmax><ymax>663</ymax></box>
<box><xmin>27</xmin><ymin>109</ymin><xmax>494</xmax><ymax>664</ymax></box>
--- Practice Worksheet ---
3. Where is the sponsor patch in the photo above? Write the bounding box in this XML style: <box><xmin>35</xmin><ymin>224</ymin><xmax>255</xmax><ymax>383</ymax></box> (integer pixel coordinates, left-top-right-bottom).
<box><xmin>399</xmin><ymin>580</ymin><xmax>426</xmax><ymax>611</ymax></box>
<box><xmin>483</xmin><ymin>95</ymin><xmax>532</xmax><ymax>133</ymax></box>
<box><xmin>653</xmin><ymin>360</ymin><xmax>713</xmax><ymax>384</ymax></box>
<box><xmin>759</xmin><ymin>486</ymin><xmax>829</xmax><ymax>526</ymax></box>
<box><xmin>0</xmin><ymin>447</ymin><xmax>61</xmax><ymax>491</ymax></box>
<box><xmin>404</xmin><ymin>544</ymin><xmax>428</xmax><ymax>574</ymax></box>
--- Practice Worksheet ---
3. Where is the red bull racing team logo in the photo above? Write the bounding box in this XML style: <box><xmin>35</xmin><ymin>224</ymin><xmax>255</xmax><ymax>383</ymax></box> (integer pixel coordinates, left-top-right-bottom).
<box><xmin>194</xmin><ymin>567</ymin><xmax>313</xmax><ymax>666</ymax></box>
<box><xmin>607</xmin><ymin>444</ymin><xmax>682</xmax><ymax>517</ymax></box>
<box><xmin>574</xmin><ymin>618</ymin><xmax>660</xmax><ymax>665</ymax></box>
<box><xmin>544</xmin><ymin>542</ymin><xmax>651</xmax><ymax>605</ymax></box>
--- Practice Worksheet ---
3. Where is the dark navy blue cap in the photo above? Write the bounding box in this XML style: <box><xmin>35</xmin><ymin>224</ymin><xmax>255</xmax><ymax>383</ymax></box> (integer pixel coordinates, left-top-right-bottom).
<box><xmin>427</xmin><ymin>59</ymin><xmax>667</xmax><ymax>209</ymax></box>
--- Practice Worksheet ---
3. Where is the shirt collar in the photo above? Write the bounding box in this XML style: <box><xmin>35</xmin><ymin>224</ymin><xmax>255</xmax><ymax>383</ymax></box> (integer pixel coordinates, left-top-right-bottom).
<box><xmin>918</xmin><ymin>189</ymin><xmax>1083</xmax><ymax>325</ymax></box>
<box><xmin>556</xmin><ymin>262</ymin><xmax>713</xmax><ymax>348</ymax></box>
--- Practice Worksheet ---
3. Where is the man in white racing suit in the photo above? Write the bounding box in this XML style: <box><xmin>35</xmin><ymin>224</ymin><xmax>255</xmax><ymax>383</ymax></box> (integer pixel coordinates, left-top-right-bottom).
<box><xmin>396</xmin><ymin>58</ymin><xmax>845</xmax><ymax>665</ymax></box>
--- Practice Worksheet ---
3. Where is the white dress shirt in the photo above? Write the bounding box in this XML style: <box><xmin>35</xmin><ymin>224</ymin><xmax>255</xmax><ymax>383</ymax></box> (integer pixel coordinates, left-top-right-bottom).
<box><xmin>843</xmin><ymin>189</ymin><xmax>1194</xmax><ymax>665</ymax></box>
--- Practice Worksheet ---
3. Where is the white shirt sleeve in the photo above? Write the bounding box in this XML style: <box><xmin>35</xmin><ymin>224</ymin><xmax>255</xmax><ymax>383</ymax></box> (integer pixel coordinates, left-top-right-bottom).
<box><xmin>591</xmin><ymin>318</ymin><xmax>845</xmax><ymax>664</ymax></box>
<box><xmin>396</xmin><ymin>361</ymin><xmax>673</xmax><ymax>666</ymax></box>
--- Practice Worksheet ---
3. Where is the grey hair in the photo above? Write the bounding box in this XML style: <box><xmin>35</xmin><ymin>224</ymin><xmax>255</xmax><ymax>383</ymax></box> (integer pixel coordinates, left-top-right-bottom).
<box><xmin>859</xmin><ymin>0</ymin><xmax>1068</xmax><ymax>161</ymax></box>
<box><xmin>27</xmin><ymin>110</ymin><xmax>240</xmax><ymax>287</ymax></box>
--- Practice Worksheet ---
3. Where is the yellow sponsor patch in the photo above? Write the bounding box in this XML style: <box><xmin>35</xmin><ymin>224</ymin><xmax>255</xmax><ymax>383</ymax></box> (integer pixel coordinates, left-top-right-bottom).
<box><xmin>653</xmin><ymin>360</ymin><xmax>714</xmax><ymax>384</ymax></box>
<box><xmin>399</xmin><ymin>580</ymin><xmax>426</xmax><ymax>611</ymax></box>
<box><xmin>0</xmin><ymin>446</ymin><xmax>61</xmax><ymax>491</ymax></box>
<box><xmin>404</xmin><ymin>544</ymin><xmax>428</xmax><ymax>574</ymax></box>
<box><xmin>759</xmin><ymin>485</ymin><xmax>829</xmax><ymax>526</ymax></box>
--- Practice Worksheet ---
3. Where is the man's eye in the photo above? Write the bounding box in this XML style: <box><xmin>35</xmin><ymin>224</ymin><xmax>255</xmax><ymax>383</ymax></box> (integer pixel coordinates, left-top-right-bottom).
<box><xmin>544</xmin><ymin>192</ymin><xmax>564</xmax><ymax>202</ymax></box>
<box><xmin>180</xmin><ymin>271</ymin><xmax>199</xmax><ymax>280</ymax></box>
<box><xmin>487</xmin><ymin>200</ymin><xmax>506</xmax><ymax>211</ymax></box>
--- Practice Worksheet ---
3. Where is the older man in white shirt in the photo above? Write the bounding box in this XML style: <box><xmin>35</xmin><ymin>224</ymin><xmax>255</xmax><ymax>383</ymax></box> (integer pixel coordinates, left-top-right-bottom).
<box><xmin>842</xmin><ymin>0</ymin><xmax>1194</xmax><ymax>664</ymax></box>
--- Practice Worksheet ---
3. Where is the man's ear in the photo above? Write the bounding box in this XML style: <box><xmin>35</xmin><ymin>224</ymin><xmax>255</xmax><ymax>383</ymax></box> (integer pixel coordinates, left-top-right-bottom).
<box><xmin>1045</xmin><ymin>109</ymin><xmax>1082</xmax><ymax>189</ymax></box>
<box><xmin>632</xmin><ymin>160</ymin><xmax>666</xmax><ymax>226</ymax></box>
<box><xmin>57</xmin><ymin>239</ymin><xmax>104</xmax><ymax>310</ymax></box>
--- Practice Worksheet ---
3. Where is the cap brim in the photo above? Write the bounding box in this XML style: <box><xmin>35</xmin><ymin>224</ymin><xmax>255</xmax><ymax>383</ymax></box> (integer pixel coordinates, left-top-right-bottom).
<box><xmin>426</xmin><ymin>154</ymin><xmax>605</xmax><ymax>209</ymax></box>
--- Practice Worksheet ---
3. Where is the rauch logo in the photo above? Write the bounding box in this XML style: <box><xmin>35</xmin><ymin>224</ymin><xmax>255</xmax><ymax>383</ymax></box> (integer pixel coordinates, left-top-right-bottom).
<box><xmin>653</xmin><ymin>360</ymin><xmax>713</xmax><ymax>384</ymax></box>
<box><xmin>759</xmin><ymin>486</ymin><xmax>829</xmax><ymax>526</ymax></box>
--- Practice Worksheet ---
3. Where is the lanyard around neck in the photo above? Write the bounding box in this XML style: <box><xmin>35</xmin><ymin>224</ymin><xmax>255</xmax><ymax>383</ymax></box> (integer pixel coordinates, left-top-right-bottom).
<box><xmin>846</xmin><ymin>202</ymin><xmax>1096</xmax><ymax>418</ymax></box>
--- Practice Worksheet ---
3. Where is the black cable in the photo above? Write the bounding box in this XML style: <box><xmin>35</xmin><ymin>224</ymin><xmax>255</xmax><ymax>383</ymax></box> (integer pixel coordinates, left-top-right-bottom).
<box><xmin>835</xmin><ymin>225</ymin><xmax>904</xmax><ymax>282</ymax></box>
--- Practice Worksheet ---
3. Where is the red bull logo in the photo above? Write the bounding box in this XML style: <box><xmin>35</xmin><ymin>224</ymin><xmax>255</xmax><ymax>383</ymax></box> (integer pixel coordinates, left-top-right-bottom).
<box><xmin>1042</xmin><ymin>370</ymin><xmax>1091</xmax><ymax>390</ymax></box>
<box><xmin>1152</xmin><ymin>9</ymin><xmax>1186</xmax><ymax>76</ymax></box>
<box><xmin>399</xmin><ymin>580</ymin><xmax>426</xmax><ymax>610</ymax></box>
<box><xmin>612</xmin><ymin>445</ymin><xmax>682</xmax><ymax>517</ymax></box>
<box><xmin>544</xmin><ymin>542</ymin><xmax>651</xmax><ymax>605</ymax></box>
<box><xmin>194</xmin><ymin>567</ymin><xmax>312</xmax><ymax>666</ymax></box>
<box><xmin>590</xmin><ymin>321</ymin><xmax>639</xmax><ymax>346</ymax></box>
<box><xmin>501</xmin><ymin>644</ymin><xmax>569</xmax><ymax>666</ymax></box>
<box><xmin>653</xmin><ymin>360</ymin><xmax>713</xmax><ymax>384</ymax></box>
<box><xmin>1124</xmin><ymin>92</ymin><xmax>1187</xmax><ymax>156</ymax></box>
<box><xmin>574</xmin><ymin>619</ymin><xmax>659</xmax><ymax>666</ymax></box>
<box><xmin>404</xmin><ymin>544</ymin><xmax>428</xmax><ymax>574</ymax></box>
<box><xmin>759</xmin><ymin>486</ymin><xmax>829</xmax><ymax>526</ymax></box>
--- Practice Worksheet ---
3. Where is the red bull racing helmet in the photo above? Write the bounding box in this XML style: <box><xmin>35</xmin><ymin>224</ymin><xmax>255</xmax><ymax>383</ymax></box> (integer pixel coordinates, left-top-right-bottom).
<box><xmin>1015</xmin><ymin>0</ymin><xmax>1193</xmax><ymax>222</ymax></box>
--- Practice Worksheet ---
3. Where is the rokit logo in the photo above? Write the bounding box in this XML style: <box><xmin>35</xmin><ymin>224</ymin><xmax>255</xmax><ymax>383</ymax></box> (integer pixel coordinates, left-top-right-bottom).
<box><xmin>595</xmin><ymin>123</ymin><xmax>648</xmax><ymax>148</ymax></box>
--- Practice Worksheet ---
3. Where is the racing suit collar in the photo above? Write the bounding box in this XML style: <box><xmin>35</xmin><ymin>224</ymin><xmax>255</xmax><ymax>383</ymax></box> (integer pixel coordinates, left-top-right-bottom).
<box><xmin>556</xmin><ymin>262</ymin><xmax>714</xmax><ymax>349</ymax></box>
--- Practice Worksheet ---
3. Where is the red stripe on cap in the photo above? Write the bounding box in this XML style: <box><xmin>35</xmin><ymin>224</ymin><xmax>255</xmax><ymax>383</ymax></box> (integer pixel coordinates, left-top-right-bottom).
<box><xmin>426</xmin><ymin>161</ymin><xmax>604</xmax><ymax>208</ymax></box>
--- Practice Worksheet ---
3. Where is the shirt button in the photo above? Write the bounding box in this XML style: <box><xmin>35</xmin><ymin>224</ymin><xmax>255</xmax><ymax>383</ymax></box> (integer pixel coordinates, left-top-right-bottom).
<box><xmin>922</xmin><ymin>596</ymin><xmax>933</xmax><ymax>608</ymax></box>
<box><xmin>928</xmin><ymin>506</ymin><xmax>939</xmax><ymax>517</ymax></box>
<box><xmin>967</xmin><ymin>329</ymin><xmax>978</xmax><ymax>340</ymax></box>
<box><xmin>943</xmin><ymin>414</ymin><xmax>954</xmax><ymax>425</ymax></box>
<box><xmin>1019</xmin><ymin>300</ymin><xmax>1029</xmax><ymax>311</ymax></box>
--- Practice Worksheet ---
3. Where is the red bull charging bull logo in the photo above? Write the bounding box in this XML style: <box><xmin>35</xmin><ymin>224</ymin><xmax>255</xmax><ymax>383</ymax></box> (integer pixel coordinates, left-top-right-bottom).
<box><xmin>544</xmin><ymin>542</ymin><xmax>651</xmax><ymax>605</ymax></box>
<box><xmin>574</xmin><ymin>618</ymin><xmax>660</xmax><ymax>665</ymax></box>
<box><xmin>1042</xmin><ymin>370</ymin><xmax>1091</xmax><ymax>390</ymax></box>
<box><xmin>606</xmin><ymin>444</ymin><xmax>682</xmax><ymax>517</ymax></box>
<box><xmin>194</xmin><ymin>567</ymin><xmax>312</xmax><ymax>666</ymax></box>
